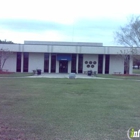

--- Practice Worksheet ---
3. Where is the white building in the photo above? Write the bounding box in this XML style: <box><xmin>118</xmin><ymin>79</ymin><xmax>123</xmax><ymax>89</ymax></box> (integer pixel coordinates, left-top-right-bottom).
<box><xmin>0</xmin><ymin>41</ymin><xmax>134</xmax><ymax>74</ymax></box>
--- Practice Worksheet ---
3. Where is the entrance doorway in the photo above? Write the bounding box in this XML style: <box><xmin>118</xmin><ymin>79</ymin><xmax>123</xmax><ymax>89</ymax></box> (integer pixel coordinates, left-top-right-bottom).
<box><xmin>59</xmin><ymin>61</ymin><xmax>68</xmax><ymax>73</ymax></box>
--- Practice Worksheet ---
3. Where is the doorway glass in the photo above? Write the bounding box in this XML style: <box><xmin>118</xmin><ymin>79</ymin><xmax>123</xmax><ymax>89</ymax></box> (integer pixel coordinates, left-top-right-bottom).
<box><xmin>59</xmin><ymin>60</ymin><xmax>68</xmax><ymax>73</ymax></box>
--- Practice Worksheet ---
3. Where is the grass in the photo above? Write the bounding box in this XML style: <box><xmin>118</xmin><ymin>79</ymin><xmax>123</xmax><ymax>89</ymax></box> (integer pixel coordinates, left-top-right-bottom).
<box><xmin>0</xmin><ymin>78</ymin><xmax>140</xmax><ymax>140</ymax></box>
<box><xmin>97</xmin><ymin>74</ymin><xmax>140</xmax><ymax>80</ymax></box>
<box><xmin>133</xmin><ymin>69</ymin><xmax>140</xmax><ymax>74</ymax></box>
<box><xmin>97</xmin><ymin>69</ymin><xmax>140</xmax><ymax>80</ymax></box>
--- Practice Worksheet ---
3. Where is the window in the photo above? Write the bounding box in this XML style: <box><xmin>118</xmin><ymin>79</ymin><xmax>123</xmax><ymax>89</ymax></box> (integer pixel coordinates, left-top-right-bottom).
<box><xmin>16</xmin><ymin>52</ymin><xmax>21</xmax><ymax>72</ymax></box>
<box><xmin>51</xmin><ymin>54</ymin><xmax>56</xmax><ymax>73</ymax></box>
<box><xmin>105</xmin><ymin>55</ymin><xmax>110</xmax><ymax>74</ymax></box>
<box><xmin>23</xmin><ymin>52</ymin><xmax>29</xmax><ymax>72</ymax></box>
<box><xmin>44</xmin><ymin>53</ymin><xmax>49</xmax><ymax>72</ymax></box>
<box><xmin>98</xmin><ymin>54</ymin><xmax>103</xmax><ymax>74</ymax></box>
<box><xmin>78</xmin><ymin>54</ymin><xmax>83</xmax><ymax>73</ymax></box>
<box><xmin>71</xmin><ymin>54</ymin><xmax>76</xmax><ymax>73</ymax></box>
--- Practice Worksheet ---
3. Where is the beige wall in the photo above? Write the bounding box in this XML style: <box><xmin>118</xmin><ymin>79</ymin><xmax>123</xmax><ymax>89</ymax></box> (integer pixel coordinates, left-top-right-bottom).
<box><xmin>3</xmin><ymin>53</ymin><xmax>16</xmax><ymax>72</ymax></box>
<box><xmin>83</xmin><ymin>54</ymin><xmax>98</xmax><ymax>73</ymax></box>
<box><xmin>109</xmin><ymin>55</ymin><xmax>124</xmax><ymax>74</ymax></box>
<box><xmin>28</xmin><ymin>53</ymin><xmax>44</xmax><ymax>72</ymax></box>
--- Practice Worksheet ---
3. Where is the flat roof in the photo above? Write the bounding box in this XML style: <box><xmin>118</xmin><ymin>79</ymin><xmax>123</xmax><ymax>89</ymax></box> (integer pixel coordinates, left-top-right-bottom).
<box><xmin>24</xmin><ymin>41</ymin><xmax>103</xmax><ymax>46</ymax></box>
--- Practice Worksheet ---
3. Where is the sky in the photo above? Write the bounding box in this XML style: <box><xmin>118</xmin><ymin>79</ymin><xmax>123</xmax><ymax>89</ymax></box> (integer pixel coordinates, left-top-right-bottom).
<box><xmin>0</xmin><ymin>0</ymin><xmax>140</xmax><ymax>45</ymax></box>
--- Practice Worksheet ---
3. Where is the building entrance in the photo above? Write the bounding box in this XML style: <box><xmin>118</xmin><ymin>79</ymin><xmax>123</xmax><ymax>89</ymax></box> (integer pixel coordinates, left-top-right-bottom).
<box><xmin>59</xmin><ymin>60</ymin><xmax>68</xmax><ymax>73</ymax></box>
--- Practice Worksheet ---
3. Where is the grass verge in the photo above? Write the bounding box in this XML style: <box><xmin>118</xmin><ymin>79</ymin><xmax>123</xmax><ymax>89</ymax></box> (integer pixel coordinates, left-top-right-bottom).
<box><xmin>133</xmin><ymin>69</ymin><xmax>140</xmax><ymax>74</ymax></box>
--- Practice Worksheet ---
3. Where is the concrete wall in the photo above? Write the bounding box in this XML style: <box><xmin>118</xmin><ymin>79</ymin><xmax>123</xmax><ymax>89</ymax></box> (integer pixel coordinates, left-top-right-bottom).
<box><xmin>3</xmin><ymin>53</ymin><xmax>16</xmax><ymax>72</ymax></box>
<box><xmin>28</xmin><ymin>53</ymin><xmax>44</xmax><ymax>72</ymax></box>
<box><xmin>109</xmin><ymin>55</ymin><xmax>124</xmax><ymax>74</ymax></box>
<box><xmin>83</xmin><ymin>54</ymin><xmax>98</xmax><ymax>73</ymax></box>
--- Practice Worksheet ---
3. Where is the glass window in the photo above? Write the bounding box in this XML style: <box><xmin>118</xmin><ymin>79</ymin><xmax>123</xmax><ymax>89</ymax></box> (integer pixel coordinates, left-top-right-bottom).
<box><xmin>23</xmin><ymin>52</ymin><xmax>29</xmax><ymax>72</ymax></box>
<box><xmin>44</xmin><ymin>53</ymin><xmax>49</xmax><ymax>72</ymax></box>
<box><xmin>16</xmin><ymin>52</ymin><xmax>21</xmax><ymax>72</ymax></box>
<box><xmin>51</xmin><ymin>54</ymin><xmax>56</xmax><ymax>73</ymax></box>
<box><xmin>78</xmin><ymin>54</ymin><xmax>83</xmax><ymax>73</ymax></box>
<box><xmin>71</xmin><ymin>54</ymin><xmax>76</xmax><ymax>73</ymax></box>
<box><xmin>98</xmin><ymin>54</ymin><xmax>103</xmax><ymax>74</ymax></box>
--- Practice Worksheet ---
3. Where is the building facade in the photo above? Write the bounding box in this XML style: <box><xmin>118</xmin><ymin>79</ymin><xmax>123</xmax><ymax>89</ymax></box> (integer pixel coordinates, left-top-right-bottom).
<box><xmin>0</xmin><ymin>41</ymin><xmax>134</xmax><ymax>74</ymax></box>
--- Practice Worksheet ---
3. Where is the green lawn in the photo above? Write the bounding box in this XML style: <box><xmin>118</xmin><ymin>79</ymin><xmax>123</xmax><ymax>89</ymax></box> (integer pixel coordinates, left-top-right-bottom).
<box><xmin>133</xmin><ymin>69</ymin><xmax>140</xmax><ymax>74</ymax></box>
<box><xmin>97</xmin><ymin>74</ymin><xmax>140</xmax><ymax>80</ymax></box>
<box><xmin>0</xmin><ymin>78</ymin><xmax>140</xmax><ymax>140</ymax></box>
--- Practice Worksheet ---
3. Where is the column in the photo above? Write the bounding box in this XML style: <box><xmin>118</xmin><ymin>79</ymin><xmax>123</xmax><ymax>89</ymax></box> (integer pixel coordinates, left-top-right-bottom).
<box><xmin>48</xmin><ymin>53</ymin><xmax>51</xmax><ymax>73</ymax></box>
<box><xmin>129</xmin><ymin>55</ymin><xmax>133</xmax><ymax>74</ymax></box>
<box><xmin>56</xmin><ymin>61</ymin><xmax>59</xmax><ymax>73</ymax></box>
<box><xmin>68</xmin><ymin>61</ymin><xmax>71</xmax><ymax>73</ymax></box>
<box><xmin>102</xmin><ymin>54</ymin><xmax>105</xmax><ymax>74</ymax></box>
<box><xmin>76</xmin><ymin>54</ymin><xmax>79</xmax><ymax>74</ymax></box>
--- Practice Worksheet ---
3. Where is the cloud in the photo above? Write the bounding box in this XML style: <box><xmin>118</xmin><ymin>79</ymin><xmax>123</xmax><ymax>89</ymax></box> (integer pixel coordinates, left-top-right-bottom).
<box><xmin>0</xmin><ymin>19</ymin><xmax>68</xmax><ymax>32</ymax></box>
<box><xmin>0</xmin><ymin>18</ymin><xmax>125</xmax><ymax>45</ymax></box>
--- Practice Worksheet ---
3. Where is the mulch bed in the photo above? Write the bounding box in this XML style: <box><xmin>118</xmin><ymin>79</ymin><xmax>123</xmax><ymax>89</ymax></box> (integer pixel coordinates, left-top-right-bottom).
<box><xmin>0</xmin><ymin>71</ymin><xmax>14</xmax><ymax>74</ymax></box>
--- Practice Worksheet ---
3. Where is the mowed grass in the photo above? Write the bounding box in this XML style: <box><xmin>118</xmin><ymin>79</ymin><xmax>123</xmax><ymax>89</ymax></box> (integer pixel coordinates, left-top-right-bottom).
<box><xmin>133</xmin><ymin>69</ymin><xmax>140</xmax><ymax>74</ymax></box>
<box><xmin>0</xmin><ymin>78</ymin><xmax>140</xmax><ymax>140</ymax></box>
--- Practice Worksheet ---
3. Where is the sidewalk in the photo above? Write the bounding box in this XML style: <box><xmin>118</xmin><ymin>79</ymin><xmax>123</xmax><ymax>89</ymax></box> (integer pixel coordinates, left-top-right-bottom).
<box><xmin>27</xmin><ymin>73</ymin><xmax>108</xmax><ymax>79</ymax></box>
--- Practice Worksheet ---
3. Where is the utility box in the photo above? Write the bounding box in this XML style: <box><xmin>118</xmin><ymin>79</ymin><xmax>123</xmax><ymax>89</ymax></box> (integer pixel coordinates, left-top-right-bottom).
<box><xmin>69</xmin><ymin>73</ymin><xmax>76</xmax><ymax>79</ymax></box>
<box><xmin>37</xmin><ymin>69</ymin><xmax>41</xmax><ymax>75</ymax></box>
<box><xmin>87</xmin><ymin>70</ymin><xmax>92</xmax><ymax>76</ymax></box>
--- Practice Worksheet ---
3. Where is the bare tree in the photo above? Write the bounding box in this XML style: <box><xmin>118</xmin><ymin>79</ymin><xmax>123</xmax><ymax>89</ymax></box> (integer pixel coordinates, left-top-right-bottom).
<box><xmin>114</xmin><ymin>15</ymin><xmax>140</xmax><ymax>47</ymax></box>
<box><xmin>117</xmin><ymin>50</ymin><xmax>130</xmax><ymax>74</ymax></box>
<box><xmin>0</xmin><ymin>48</ymin><xmax>12</xmax><ymax>71</ymax></box>
<box><xmin>114</xmin><ymin>15</ymin><xmax>140</xmax><ymax>72</ymax></box>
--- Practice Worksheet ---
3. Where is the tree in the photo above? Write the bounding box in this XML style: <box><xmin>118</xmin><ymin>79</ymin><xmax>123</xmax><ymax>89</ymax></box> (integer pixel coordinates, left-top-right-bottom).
<box><xmin>0</xmin><ymin>48</ymin><xmax>12</xmax><ymax>71</ymax></box>
<box><xmin>117</xmin><ymin>50</ymin><xmax>130</xmax><ymax>74</ymax></box>
<box><xmin>0</xmin><ymin>40</ymin><xmax>14</xmax><ymax>44</ymax></box>
<box><xmin>114</xmin><ymin>15</ymin><xmax>140</xmax><ymax>72</ymax></box>
<box><xmin>133</xmin><ymin>58</ymin><xmax>140</xmax><ymax>69</ymax></box>
<box><xmin>114</xmin><ymin>15</ymin><xmax>140</xmax><ymax>47</ymax></box>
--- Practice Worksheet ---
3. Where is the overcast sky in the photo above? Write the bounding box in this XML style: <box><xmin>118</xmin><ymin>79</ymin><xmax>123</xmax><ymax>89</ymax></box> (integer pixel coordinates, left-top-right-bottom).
<box><xmin>0</xmin><ymin>0</ymin><xmax>140</xmax><ymax>45</ymax></box>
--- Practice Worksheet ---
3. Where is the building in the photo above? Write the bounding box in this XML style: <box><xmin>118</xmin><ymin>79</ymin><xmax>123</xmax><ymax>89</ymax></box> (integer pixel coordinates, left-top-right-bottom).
<box><xmin>0</xmin><ymin>41</ymin><xmax>134</xmax><ymax>74</ymax></box>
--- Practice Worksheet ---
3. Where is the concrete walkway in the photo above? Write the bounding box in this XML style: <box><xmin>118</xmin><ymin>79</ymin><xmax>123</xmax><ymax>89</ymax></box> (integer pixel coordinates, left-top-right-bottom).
<box><xmin>27</xmin><ymin>73</ymin><xmax>109</xmax><ymax>79</ymax></box>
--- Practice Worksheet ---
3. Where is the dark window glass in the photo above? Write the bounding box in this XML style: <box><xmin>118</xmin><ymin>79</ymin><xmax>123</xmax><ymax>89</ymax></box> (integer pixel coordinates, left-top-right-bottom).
<box><xmin>71</xmin><ymin>54</ymin><xmax>76</xmax><ymax>73</ymax></box>
<box><xmin>78</xmin><ymin>54</ymin><xmax>83</xmax><ymax>73</ymax></box>
<box><xmin>51</xmin><ymin>54</ymin><xmax>56</xmax><ymax>73</ymax></box>
<box><xmin>105</xmin><ymin>55</ymin><xmax>110</xmax><ymax>74</ymax></box>
<box><xmin>16</xmin><ymin>52</ymin><xmax>21</xmax><ymax>72</ymax></box>
<box><xmin>44</xmin><ymin>53</ymin><xmax>49</xmax><ymax>72</ymax></box>
<box><xmin>98</xmin><ymin>54</ymin><xmax>103</xmax><ymax>74</ymax></box>
<box><xmin>23</xmin><ymin>52</ymin><xmax>29</xmax><ymax>72</ymax></box>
